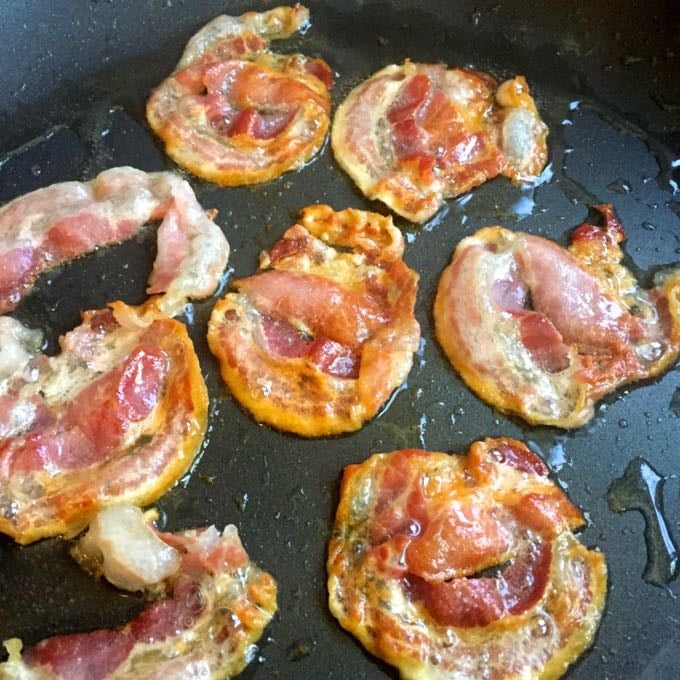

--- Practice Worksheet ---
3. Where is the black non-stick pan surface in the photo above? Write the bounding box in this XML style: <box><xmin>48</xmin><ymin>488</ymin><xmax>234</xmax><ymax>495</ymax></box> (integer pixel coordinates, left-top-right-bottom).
<box><xmin>0</xmin><ymin>1</ymin><xmax>679</xmax><ymax>678</ymax></box>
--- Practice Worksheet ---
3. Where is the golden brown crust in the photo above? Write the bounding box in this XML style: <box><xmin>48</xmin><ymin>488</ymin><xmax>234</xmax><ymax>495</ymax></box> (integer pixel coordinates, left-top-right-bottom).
<box><xmin>434</xmin><ymin>215</ymin><xmax>680</xmax><ymax>428</ymax></box>
<box><xmin>207</xmin><ymin>205</ymin><xmax>420</xmax><ymax>436</ymax></box>
<box><xmin>208</xmin><ymin>566</ymin><xmax>278</xmax><ymax>679</ymax></box>
<box><xmin>328</xmin><ymin>438</ymin><xmax>607</xmax><ymax>679</ymax></box>
<box><xmin>146</xmin><ymin>5</ymin><xmax>332</xmax><ymax>187</ymax></box>
<box><xmin>0</xmin><ymin>302</ymin><xmax>208</xmax><ymax>544</ymax></box>
<box><xmin>331</xmin><ymin>62</ymin><xmax>548</xmax><ymax>223</ymax></box>
<box><xmin>1</xmin><ymin>525</ymin><xmax>277</xmax><ymax>679</ymax></box>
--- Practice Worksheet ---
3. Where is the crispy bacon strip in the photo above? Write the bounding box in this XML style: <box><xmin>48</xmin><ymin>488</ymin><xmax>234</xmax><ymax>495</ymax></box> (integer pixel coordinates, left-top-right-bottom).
<box><xmin>0</xmin><ymin>167</ymin><xmax>229</xmax><ymax>317</ymax></box>
<box><xmin>146</xmin><ymin>5</ymin><xmax>333</xmax><ymax>186</ymax></box>
<box><xmin>1</xmin><ymin>510</ymin><xmax>277</xmax><ymax>679</ymax></box>
<box><xmin>0</xmin><ymin>301</ymin><xmax>208</xmax><ymax>544</ymax></box>
<box><xmin>434</xmin><ymin>206</ymin><xmax>680</xmax><ymax>427</ymax></box>
<box><xmin>208</xmin><ymin>205</ymin><xmax>420</xmax><ymax>436</ymax></box>
<box><xmin>332</xmin><ymin>61</ymin><xmax>548</xmax><ymax>222</ymax></box>
<box><xmin>328</xmin><ymin>438</ymin><xmax>606</xmax><ymax>679</ymax></box>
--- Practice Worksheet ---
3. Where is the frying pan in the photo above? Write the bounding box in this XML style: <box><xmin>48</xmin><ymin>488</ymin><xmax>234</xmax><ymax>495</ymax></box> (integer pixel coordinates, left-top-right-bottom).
<box><xmin>0</xmin><ymin>1</ymin><xmax>678</xmax><ymax>678</ymax></box>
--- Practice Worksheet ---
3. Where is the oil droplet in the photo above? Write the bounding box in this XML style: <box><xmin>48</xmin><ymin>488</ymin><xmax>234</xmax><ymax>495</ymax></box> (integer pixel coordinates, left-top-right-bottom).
<box><xmin>532</xmin><ymin>162</ymin><xmax>554</xmax><ymax>187</ymax></box>
<box><xmin>376</xmin><ymin>381</ymin><xmax>408</xmax><ymax>417</ymax></box>
<box><xmin>30</xmin><ymin>164</ymin><xmax>41</xmax><ymax>176</ymax></box>
<box><xmin>287</xmin><ymin>637</ymin><xmax>316</xmax><ymax>662</ymax></box>
<box><xmin>527</xmin><ymin>438</ymin><xmax>570</xmax><ymax>474</ymax></box>
<box><xmin>235</xmin><ymin>492</ymin><xmax>249</xmax><ymax>512</ymax></box>
<box><xmin>423</xmin><ymin>203</ymin><xmax>450</xmax><ymax>231</ymax></box>
<box><xmin>468</xmin><ymin>8</ymin><xmax>482</xmax><ymax>26</ymax></box>
<box><xmin>547</xmin><ymin>440</ymin><xmax>570</xmax><ymax>472</ymax></box>
<box><xmin>607</xmin><ymin>457</ymin><xmax>678</xmax><ymax>587</ymax></box>
<box><xmin>154</xmin><ymin>509</ymin><xmax>168</xmax><ymax>530</ymax></box>
<box><xmin>416</xmin><ymin>337</ymin><xmax>427</xmax><ymax>369</ymax></box>
<box><xmin>618</xmin><ymin>418</ymin><xmax>629</xmax><ymax>428</ymax></box>
<box><xmin>418</xmin><ymin>413</ymin><xmax>428</xmax><ymax>448</ymax></box>
<box><xmin>2</xmin><ymin>500</ymin><xmax>19</xmax><ymax>519</ymax></box>
<box><xmin>454</xmin><ymin>193</ymin><xmax>473</xmax><ymax>209</ymax></box>
<box><xmin>510</xmin><ymin>194</ymin><xmax>535</xmax><ymax>218</ymax></box>
<box><xmin>244</xmin><ymin>644</ymin><xmax>260</xmax><ymax>663</ymax></box>
<box><xmin>641</xmin><ymin>222</ymin><xmax>656</xmax><ymax>231</ymax></box>
<box><xmin>181</xmin><ymin>303</ymin><xmax>195</xmax><ymax>326</ymax></box>
<box><xmin>607</xmin><ymin>178</ymin><xmax>632</xmax><ymax>194</ymax></box>
<box><xmin>670</xmin><ymin>388</ymin><xmax>680</xmax><ymax>417</ymax></box>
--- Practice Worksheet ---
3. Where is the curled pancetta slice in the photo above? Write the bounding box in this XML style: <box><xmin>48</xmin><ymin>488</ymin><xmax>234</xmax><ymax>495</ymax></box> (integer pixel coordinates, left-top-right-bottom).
<box><xmin>434</xmin><ymin>205</ymin><xmax>680</xmax><ymax>427</ymax></box>
<box><xmin>1</xmin><ymin>507</ymin><xmax>277</xmax><ymax>680</ymax></box>
<box><xmin>146</xmin><ymin>5</ymin><xmax>333</xmax><ymax>186</ymax></box>
<box><xmin>0</xmin><ymin>301</ymin><xmax>208</xmax><ymax>544</ymax></box>
<box><xmin>0</xmin><ymin>166</ymin><xmax>229</xmax><ymax>317</ymax></box>
<box><xmin>328</xmin><ymin>438</ymin><xmax>607</xmax><ymax>680</ymax></box>
<box><xmin>332</xmin><ymin>61</ymin><xmax>548</xmax><ymax>223</ymax></box>
<box><xmin>207</xmin><ymin>205</ymin><xmax>420</xmax><ymax>436</ymax></box>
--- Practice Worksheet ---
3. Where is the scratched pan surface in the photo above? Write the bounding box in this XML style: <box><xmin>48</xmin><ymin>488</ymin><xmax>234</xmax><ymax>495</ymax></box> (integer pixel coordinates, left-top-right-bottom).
<box><xmin>0</xmin><ymin>1</ymin><xmax>679</xmax><ymax>678</ymax></box>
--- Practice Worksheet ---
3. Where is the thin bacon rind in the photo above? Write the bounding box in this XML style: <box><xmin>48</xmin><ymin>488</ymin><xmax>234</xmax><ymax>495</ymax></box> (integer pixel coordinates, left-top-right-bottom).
<box><xmin>0</xmin><ymin>301</ymin><xmax>208</xmax><ymax>544</ymax></box>
<box><xmin>433</xmin><ymin>207</ymin><xmax>680</xmax><ymax>427</ymax></box>
<box><xmin>327</xmin><ymin>438</ymin><xmax>606</xmax><ymax>680</ymax></box>
<box><xmin>1</xmin><ymin>522</ymin><xmax>277</xmax><ymax>679</ymax></box>
<box><xmin>146</xmin><ymin>5</ymin><xmax>332</xmax><ymax>187</ymax></box>
<box><xmin>0</xmin><ymin>167</ymin><xmax>229</xmax><ymax>317</ymax></box>
<box><xmin>331</xmin><ymin>61</ymin><xmax>548</xmax><ymax>223</ymax></box>
<box><xmin>207</xmin><ymin>205</ymin><xmax>420</xmax><ymax>437</ymax></box>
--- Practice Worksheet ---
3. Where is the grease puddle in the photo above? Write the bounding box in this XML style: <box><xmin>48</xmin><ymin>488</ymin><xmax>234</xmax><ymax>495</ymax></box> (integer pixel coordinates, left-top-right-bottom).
<box><xmin>527</xmin><ymin>435</ymin><xmax>572</xmax><ymax>474</ymax></box>
<box><xmin>607</xmin><ymin>457</ymin><xmax>679</xmax><ymax>587</ymax></box>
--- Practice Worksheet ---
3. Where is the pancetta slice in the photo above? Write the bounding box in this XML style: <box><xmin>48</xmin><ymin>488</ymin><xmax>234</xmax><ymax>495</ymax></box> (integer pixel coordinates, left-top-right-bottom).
<box><xmin>146</xmin><ymin>5</ymin><xmax>333</xmax><ymax>186</ymax></box>
<box><xmin>207</xmin><ymin>205</ymin><xmax>420</xmax><ymax>436</ymax></box>
<box><xmin>0</xmin><ymin>166</ymin><xmax>229</xmax><ymax>317</ymax></box>
<box><xmin>434</xmin><ymin>205</ymin><xmax>680</xmax><ymax>427</ymax></box>
<box><xmin>1</xmin><ymin>508</ymin><xmax>277</xmax><ymax>680</ymax></box>
<box><xmin>331</xmin><ymin>61</ymin><xmax>548</xmax><ymax>223</ymax></box>
<box><xmin>328</xmin><ymin>438</ymin><xmax>607</xmax><ymax>679</ymax></box>
<box><xmin>0</xmin><ymin>301</ymin><xmax>208</xmax><ymax>544</ymax></box>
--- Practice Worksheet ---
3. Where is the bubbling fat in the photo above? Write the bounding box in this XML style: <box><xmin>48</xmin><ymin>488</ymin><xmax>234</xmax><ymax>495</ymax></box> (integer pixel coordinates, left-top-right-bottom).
<box><xmin>328</xmin><ymin>439</ymin><xmax>607</xmax><ymax>680</ymax></box>
<box><xmin>1</xmin><ymin>506</ymin><xmax>278</xmax><ymax>680</ymax></box>
<box><xmin>434</xmin><ymin>210</ymin><xmax>680</xmax><ymax>427</ymax></box>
